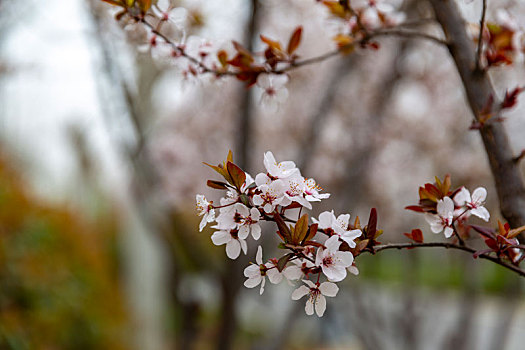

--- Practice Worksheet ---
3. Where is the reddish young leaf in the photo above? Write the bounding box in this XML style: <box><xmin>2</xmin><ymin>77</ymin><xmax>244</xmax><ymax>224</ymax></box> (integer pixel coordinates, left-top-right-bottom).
<box><xmin>366</xmin><ymin>208</ymin><xmax>377</xmax><ymax>239</ymax></box>
<box><xmin>260</xmin><ymin>35</ymin><xmax>283</xmax><ymax>52</ymax></box>
<box><xmin>405</xmin><ymin>205</ymin><xmax>425</xmax><ymax>213</ymax></box>
<box><xmin>273</xmin><ymin>212</ymin><xmax>292</xmax><ymax>243</ymax></box>
<box><xmin>508</xmin><ymin>225</ymin><xmax>525</xmax><ymax>239</ymax></box>
<box><xmin>207</xmin><ymin>180</ymin><xmax>229</xmax><ymax>190</ymax></box>
<box><xmin>291</xmin><ymin>214</ymin><xmax>309</xmax><ymax>245</ymax></box>
<box><xmin>501</xmin><ymin>87</ymin><xmax>524</xmax><ymax>109</ymax></box>
<box><xmin>287</xmin><ymin>26</ymin><xmax>303</xmax><ymax>54</ymax></box>
<box><xmin>404</xmin><ymin>229</ymin><xmax>424</xmax><ymax>243</ymax></box>
<box><xmin>276</xmin><ymin>253</ymin><xmax>293</xmax><ymax>272</ymax></box>
<box><xmin>304</xmin><ymin>223</ymin><xmax>318</xmax><ymax>243</ymax></box>
<box><xmin>226</xmin><ymin>161</ymin><xmax>246</xmax><ymax>190</ymax></box>
<box><xmin>217</xmin><ymin>50</ymin><xmax>229</xmax><ymax>67</ymax></box>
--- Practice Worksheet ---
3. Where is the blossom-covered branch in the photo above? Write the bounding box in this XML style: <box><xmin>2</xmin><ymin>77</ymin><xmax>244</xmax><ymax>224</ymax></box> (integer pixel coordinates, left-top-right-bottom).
<box><xmin>196</xmin><ymin>152</ymin><xmax>525</xmax><ymax>317</ymax></box>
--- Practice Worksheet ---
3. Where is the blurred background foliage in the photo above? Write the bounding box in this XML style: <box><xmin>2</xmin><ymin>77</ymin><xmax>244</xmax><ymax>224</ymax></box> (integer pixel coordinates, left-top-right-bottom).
<box><xmin>0</xmin><ymin>151</ymin><xmax>127</xmax><ymax>349</ymax></box>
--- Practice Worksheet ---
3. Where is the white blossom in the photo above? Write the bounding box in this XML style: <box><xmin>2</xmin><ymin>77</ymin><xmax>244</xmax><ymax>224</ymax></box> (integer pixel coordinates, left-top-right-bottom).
<box><xmin>304</xmin><ymin>178</ymin><xmax>330</xmax><ymax>202</ymax></box>
<box><xmin>262</xmin><ymin>151</ymin><xmax>299</xmax><ymax>179</ymax></box>
<box><xmin>196</xmin><ymin>194</ymin><xmax>215</xmax><ymax>231</ymax></box>
<box><xmin>424</xmin><ymin>197</ymin><xmax>455</xmax><ymax>238</ymax></box>
<box><xmin>243</xmin><ymin>246</ymin><xmax>266</xmax><ymax>294</ymax></box>
<box><xmin>211</xmin><ymin>229</ymin><xmax>247</xmax><ymax>259</ymax></box>
<box><xmin>291</xmin><ymin>280</ymin><xmax>339</xmax><ymax>317</ymax></box>
<box><xmin>257</xmin><ymin>74</ymin><xmax>289</xmax><ymax>111</ymax></box>
<box><xmin>253</xmin><ymin>179</ymin><xmax>287</xmax><ymax>213</ymax></box>
<box><xmin>454</xmin><ymin>187</ymin><xmax>490</xmax><ymax>222</ymax></box>
<box><xmin>313</xmin><ymin>211</ymin><xmax>362</xmax><ymax>248</ymax></box>
<box><xmin>316</xmin><ymin>238</ymin><xmax>354</xmax><ymax>282</ymax></box>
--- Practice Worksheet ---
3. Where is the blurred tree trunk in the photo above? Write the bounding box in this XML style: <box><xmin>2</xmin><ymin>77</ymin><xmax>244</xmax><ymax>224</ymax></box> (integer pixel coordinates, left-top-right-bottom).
<box><xmin>429</xmin><ymin>0</ymin><xmax>525</xmax><ymax>229</ymax></box>
<box><xmin>217</xmin><ymin>1</ymin><xmax>261</xmax><ymax>350</ymax></box>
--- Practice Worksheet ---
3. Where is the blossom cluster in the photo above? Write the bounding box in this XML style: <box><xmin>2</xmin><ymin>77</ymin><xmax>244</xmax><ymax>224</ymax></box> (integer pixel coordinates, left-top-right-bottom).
<box><xmin>406</xmin><ymin>175</ymin><xmax>523</xmax><ymax>265</ymax></box>
<box><xmin>100</xmin><ymin>0</ymin><xmax>415</xmax><ymax>109</ymax></box>
<box><xmin>196</xmin><ymin>151</ymin><xmax>371</xmax><ymax>317</ymax></box>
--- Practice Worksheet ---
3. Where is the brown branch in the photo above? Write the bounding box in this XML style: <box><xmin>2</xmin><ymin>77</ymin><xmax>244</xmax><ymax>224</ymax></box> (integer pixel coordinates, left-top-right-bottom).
<box><xmin>138</xmin><ymin>15</ymin><xmax>447</xmax><ymax>78</ymax></box>
<box><xmin>366</xmin><ymin>29</ymin><xmax>448</xmax><ymax>46</ymax></box>
<box><xmin>429</xmin><ymin>0</ymin><xmax>525</xmax><ymax>229</ymax></box>
<box><xmin>475</xmin><ymin>0</ymin><xmax>487</xmax><ymax>71</ymax></box>
<box><xmin>367</xmin><ymin>242</ymin><xmax>525</xmax><ymax>277</ymax></box>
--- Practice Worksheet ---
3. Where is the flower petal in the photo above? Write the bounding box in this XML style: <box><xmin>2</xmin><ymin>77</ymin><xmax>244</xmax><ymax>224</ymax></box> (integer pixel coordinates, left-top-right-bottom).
<box><xmin>211</xmin><ymin>230</ymin><xmax>230</xmax><ymax>245</ymax></box>
<box><xmin>244</xmin><ymin>264</ymin><xmax>259</xmax><ymax>278</ymax></box>
<box><xmin>267</xmin><ymin>268</ymin><xmax>283</xmax><ymax>284</ymax></box>
<box><xmin>291</xmin><ymin>285</ymin><xmax>310</xmax><ymax>300</ymax></box>
<box><xmin>325</xmin><ymin>235</ymin><xmax>341</xmax><ymax>252</ymax></box>
<box><xmin>472</xmin><ymin>187</ymin><xmax>487</xmax><ymax>204</ymax></box>
<box><xmin>444</xmin><ymin>226</ymin><xmax>454</xmax><ymax>238</ymax></box>
<box><xmin>315</xmin><ymin>294</ymin><xmax>326</xmax><ymax>317</ymax></box>
<box><xmin>226</xmin><ymin>239</ymin><xmax>241</xmax><ymax>259</ymax></box>
<box><xmin>255</xmin><ymin>245</ymin><xmax>263</xmax><ymax>265</ymax></box>
<box><xmin>283</xmin><ymin>266</ymin><xmax>302</xmax><ymax>280</ymax></box>
<box><xmin>471</xmin><ymin>206</ymin><xmax>490</xmax><ymax>222</ymax></box>
<box><xmin>251</xmin><ymin>224</ymin><xmax>262</xmax><ymax>240</ymax></box>
<box><xmin>319</xmin><ymin>282</ymin><xmax>339</xmax><ymax>297</ymax></box>
<box><xmin>238</xmin><ymin>225</ymin><xmax>250</xmax><ymax>239</ymax></box>
<box><xmin>244</xmin><ymin>275</ymin><xmax>262</xmax><ymax>288</ymax></box>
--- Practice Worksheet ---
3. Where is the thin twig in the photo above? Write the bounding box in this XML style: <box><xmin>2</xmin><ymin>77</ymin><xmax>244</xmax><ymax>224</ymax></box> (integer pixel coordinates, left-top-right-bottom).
<box><xmin>475</xmin><ymin>0</ymin><xmax>488</xmax><ymax>71</ymax></box>
<box><xmin>367</xmin><ymin>242</ymin><xmax>525</xmax><ymax>277</ymax></box>
<box><xmin>366</xmin><ymin>29</ymin><xmax>448</xmax><ymax>46</ymax></box>
<box><xmin>513</xmin><ymin>149</ymin><xmax>525</xmax><ymax>164</ymax></box>
<box><xmin>137</xmin><ymin>16</ymin><xmax>447</xmax><ymax>78</ymax></box>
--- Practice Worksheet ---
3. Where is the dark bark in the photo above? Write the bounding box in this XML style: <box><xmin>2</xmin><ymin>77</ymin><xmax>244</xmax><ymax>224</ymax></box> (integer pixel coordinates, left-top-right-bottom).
<box><xmin>429</xmin><ymin>0</ymin><xmax>525</xmax><ymax>228</ymax></box>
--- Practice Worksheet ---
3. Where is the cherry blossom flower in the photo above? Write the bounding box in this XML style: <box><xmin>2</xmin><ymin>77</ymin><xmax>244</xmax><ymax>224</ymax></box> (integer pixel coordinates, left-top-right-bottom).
<box><xmin>280</xmin><ymin>174</ymin><xmax>312</xmax><ymax>209</ymax></box>
<box><xmin>313</xmin><ymin>211</ymin><xmax>362</xmax><ymax>248</ymax></box>
<box><xmin>244</xmin><ymin>247</ymin><xmax>302</xmax><ymax>295</ymax></box>
<box><xmin>211</xmin><ymin>229</ymin><xmax>247</xmax><ymax>259</ymax></box>
<box><xmin>138</xmin><ymin>29</ymin><xmax>173</xmax><ymax>61</ymax></box>
<box><xmin>257</xmin><ymin>74</ymin><xmax>289</xmax><ymax>111</ymax></box>
<box><xmin>315</xmin><ymin>238</ymin><xmax>354</xmax><ymax>282</ymax></box>
<box><xmin>291</xmin><ymin>280</ymin><xmax>339</xmax><ymax>317</ymax></box>
<box><xmin>454</xmin><ymin>187</ymin><xmax>490</xmax><ymax>222</ymax></box>
<box><xmin>304</xmin><ymin>178</ymin><xmax>330</xmax><ymax>202</ymax></box>
<box><xmin>235</xmin><ymin>204</ymin><xmax>262</xmax><ymax>240</ymax></box>
<box><xmin>265</xmin><ymin>258</ymin><xmax>303</xmax><ymax>285</ymax></box>
<box><xmin>263</xmin><ymin>151</ymin><xmax>299</xmax><ymax>179</ymax></box>
<box><xmin>153</xmin><ymin>1</ymin><xmax>189</xmax><ymax>31</ymax></box>
<box><xmin>253</xmin><ymin>179</ymin><xmax>287</xmax><ymax>213</ymax></box>
<box><xmin>196</xmin><ymin>194</ymin><xmax>215</xmax><ymax>231</ymax></box>
<box><xmin>215</xmin><ymin>203</ymin><xmax>261</xmax><ymax>239</ymax></box>
<box><xmin>244</xmin><ymin>246</ymin><xmax>267</xmax><ymax>294</ymax></box>
<box><xmin>424</xmin><ymin>197</ymin><xmax>455</xmax><ymax>238</ymax></box>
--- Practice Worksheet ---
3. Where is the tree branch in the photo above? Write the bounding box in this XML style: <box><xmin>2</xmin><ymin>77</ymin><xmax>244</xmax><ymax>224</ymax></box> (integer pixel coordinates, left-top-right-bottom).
<box><xmin>139</xmin><ymin>16</ymin><xmax>447</xmax><ymax>78</ymax></box>
<box><xmin>367</xmin><ymin>242</ymin><xmax>525</xmax><ymax>277</ymax></box>
<box><xmin>475</xmin><ymin>0</ymin><xmax>487</xmax><ymax>71</ymax></box>
<box><xmin>429</xmin><ymin>0</ymin><xmax>525</xmax><ymax>229</ymax></box>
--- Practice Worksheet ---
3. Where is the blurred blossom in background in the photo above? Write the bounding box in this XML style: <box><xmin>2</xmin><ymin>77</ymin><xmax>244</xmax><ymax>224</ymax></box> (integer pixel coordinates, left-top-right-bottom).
<box><xmin>1</xmin><ymin>0</ymin><xmax>525</xmax><ymax>349</ymax></box>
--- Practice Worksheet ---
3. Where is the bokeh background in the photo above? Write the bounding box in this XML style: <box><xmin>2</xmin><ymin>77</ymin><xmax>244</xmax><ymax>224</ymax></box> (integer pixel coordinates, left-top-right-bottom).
<box><xmin>1</xmin><ymin>0</ymin><xmax>525</xmax><ymax>349</ymax></box>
